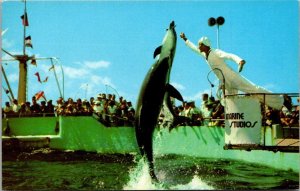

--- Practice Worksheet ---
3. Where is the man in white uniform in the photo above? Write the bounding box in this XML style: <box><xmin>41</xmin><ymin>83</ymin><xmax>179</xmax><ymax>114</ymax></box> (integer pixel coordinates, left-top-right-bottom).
<box><xmin>180</xmin><ymin>33</ymin><xmax>283</xmax><ymax>110</ymax></box>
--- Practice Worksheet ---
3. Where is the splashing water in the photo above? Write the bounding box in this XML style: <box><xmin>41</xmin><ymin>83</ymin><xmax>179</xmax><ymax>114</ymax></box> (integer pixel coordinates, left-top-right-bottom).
<box><xmin>3</xmin><ymin>151</ymin><xmax>298</xmax><ymax>190</ymax></box>
<box><xmin>123</xmin><ymin>157</ymin><xmax>215</xmax><ymax>190</ymax></box>
<box><xmin>123</xmin><ymin>158</ymin><xmax>163</xmax><ymax>190</ymax></box>
<box><xmin>170</xmin><ymin>175</ymin><xmax>215</xmax><ymax>190</ymax></box>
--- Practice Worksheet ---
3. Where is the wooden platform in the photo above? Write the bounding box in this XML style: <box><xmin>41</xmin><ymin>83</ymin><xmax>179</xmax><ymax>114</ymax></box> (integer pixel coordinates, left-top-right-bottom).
<box><xmin>276</xmin><ymin>138</ymin><xmax>299</xmax><ymax>146</ymax></box>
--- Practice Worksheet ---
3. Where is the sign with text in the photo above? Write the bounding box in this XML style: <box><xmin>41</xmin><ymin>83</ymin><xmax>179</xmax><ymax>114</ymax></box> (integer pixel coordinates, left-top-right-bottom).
<box><xmin>224</xmin><ymin>96</ymin><xmax>262</xmax><ymax>145</ymax></box>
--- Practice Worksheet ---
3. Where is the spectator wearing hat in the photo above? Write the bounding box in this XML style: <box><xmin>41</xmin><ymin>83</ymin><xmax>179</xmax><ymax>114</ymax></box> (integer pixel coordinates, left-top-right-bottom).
<box><xmin>93</xmin><ymin>99</ymin><xmax>109</xmax><ymax>124</ymax></box>
<box><xmin>107</xmin><ymin>100</ymin><xmax>118</xmax><ymax>125</ymax></box>
<box><xmin>200</xmin><ymin>93</ymin><xmax>209</xmax><ymax>114</ymax></box>
<box><xmin>201</xmin><ymin>97</ymin><xmax>214</xmax><ymax>126</ymax></box>
<box><xmin>101</xmin><ymin>93</ymin><xmax>107</xmax><ymax>100</ymax></box>
<box><xmin>93</xmin><ymin>100</ymin><xmax>102</xmax><ymax>116</ymax></box>
<box><xmin>96</xmin><ymin>94</ymin><xmax>102</xmax><ymax>101</ymax></box>
<box><xmin>12</xmin><ymin>99</ymin><xmax>21</xmax><ymax>114</ymax></box>
<box><xmin>3</xmin><ymin>102</ymin><xmax>12</xmax><ymax>113</ymax></box>
<box><xmin>3</xmin><ymin>101</ymin><xmax>13</xmax><ymax>117</ymax></box>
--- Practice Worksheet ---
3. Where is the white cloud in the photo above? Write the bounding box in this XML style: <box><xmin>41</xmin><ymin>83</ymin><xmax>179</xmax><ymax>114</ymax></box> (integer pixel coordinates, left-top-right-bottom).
<box><xmin>79</xmin><ymin>83</ymin><xmax>89</xmax><ymax>90</ymax></box>
<box><xmin>90</xmin><ymin>75</ymin><xmax>114</xmax><ymax>87</ymax></box>
<box><xmin>1</xmin><ymin>57</ymin><xmax>115</xmax><ymax>103</ymax></box>
<box><xmin>2</xmin><ymin>38</ymin><xmax>14</xmax><ymax>49</ymax></box>
<box><xmin>84</xmin><ymin>60</ymin><xmax>110</xmax><ymax>69</ymax></box>
<box><xmin>47</xmin><ymin>59</ymin><xmax>115</xmax><ymax>98</ymax></box>
<box><xmin>61</xmin><ymin>60</ymin><xmax>111</xmax><ymax>79</ymax></box>
<box><xmin>63</xmin><ymin>66</ymin><xmax>90</xmax><ymax>78</ymax></box>
<box><xmin>8</xmin><ymin>73</ymin><xmax>19</xmax><ymax>83</ymax></box>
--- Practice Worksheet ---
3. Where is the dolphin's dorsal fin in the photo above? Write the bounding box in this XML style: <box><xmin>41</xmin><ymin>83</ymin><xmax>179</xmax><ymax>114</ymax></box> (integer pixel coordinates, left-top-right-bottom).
<box><xmin>153</xmin><ymin>45</ymin><xmax>162</xmax><ymax>59</ymax></box>
<box><xmin>166</xmin><ymin>83</ymin><xmax>184</xmax><ymax>102</ymax></box>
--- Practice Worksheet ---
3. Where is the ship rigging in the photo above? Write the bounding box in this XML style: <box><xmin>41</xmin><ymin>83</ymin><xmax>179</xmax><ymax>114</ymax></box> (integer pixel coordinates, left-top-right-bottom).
<box><xmin>2</xmin><ymin>0</ymin><xmax>64</xmax><ymax>104</ymax></box>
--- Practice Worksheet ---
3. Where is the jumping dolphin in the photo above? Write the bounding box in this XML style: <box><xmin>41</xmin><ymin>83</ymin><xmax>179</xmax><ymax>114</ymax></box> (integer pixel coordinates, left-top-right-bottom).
<box><xmin>134</xmin><ymin>21</ymin><xmax>184</xmax><ymax>182</ymax></box>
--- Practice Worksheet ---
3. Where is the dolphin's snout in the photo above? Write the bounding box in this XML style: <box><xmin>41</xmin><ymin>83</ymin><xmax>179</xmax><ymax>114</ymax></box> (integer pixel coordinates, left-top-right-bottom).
<box><xmin>170</xmin><ymin>21</ymin><xmax>175</xmax><ymax>28</ymax></box>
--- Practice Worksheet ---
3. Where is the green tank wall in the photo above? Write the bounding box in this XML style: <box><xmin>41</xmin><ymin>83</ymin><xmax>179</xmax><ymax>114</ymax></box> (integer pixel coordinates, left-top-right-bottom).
<box><xmin>153</xmin><ymin>126</ymin><xmax>299</xmax><ymax>172</ymax></box>
<box><xmin>2</xmin><ymin>116</ymin><xmax>299</xmax><ymax>172</ymax></box>
<box><xmin>2</xmin><ymin>117</ymin><xmax>59</xmax><ymax>136</ymax></box>
<box><xmin>50</xmin><ymin>116</ymin><xmax>138</xmax><ymax>153</ymax></box>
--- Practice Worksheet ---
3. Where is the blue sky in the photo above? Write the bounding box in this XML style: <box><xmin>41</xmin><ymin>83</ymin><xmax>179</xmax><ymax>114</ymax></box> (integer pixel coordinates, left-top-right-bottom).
<box><xmin>2</xmin><ymin>0</ymin><xmax>299</xmax><ymax>107</ymax></box>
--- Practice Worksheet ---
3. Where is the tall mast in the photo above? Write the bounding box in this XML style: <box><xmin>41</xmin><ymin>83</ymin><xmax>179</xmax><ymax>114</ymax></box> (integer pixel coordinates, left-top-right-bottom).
<box><xmin>2</xmin><ymin>1</ymin><xmax>65</xmax><ymax>103</ymax></box>
<box><xmin>17</xmin><ymin>0</ymin><xmax>28</xmax><ymax>103</ymax></box>
<box><xmin>23</xmin><ymin>0</ymin><xmax>27</xmax><ymax>56</ymax></box>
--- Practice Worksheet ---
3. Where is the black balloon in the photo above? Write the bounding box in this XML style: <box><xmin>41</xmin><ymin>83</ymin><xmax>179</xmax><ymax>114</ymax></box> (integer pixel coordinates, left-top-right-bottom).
<box><xmin>217</xmin><ymin>16</ymin><xmax>225</xmax><ymax>25</ymax></box>
<box><xmin>208</xmin><ymin>17</ymin><xmax>216</xmax><ymax>26</ymax></box>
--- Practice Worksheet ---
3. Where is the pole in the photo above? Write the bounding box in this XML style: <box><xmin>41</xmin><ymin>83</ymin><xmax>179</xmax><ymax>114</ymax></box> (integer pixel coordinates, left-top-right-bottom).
<box><xmin>209</xmin><ymin>17</ymin><xmax>225</xmax><ymax>49</ymax></box>
<box><xmin>50</xmin><ymin>58</ymin><xmax>63</xmax><ymax>98</ymax></box>
<box><xmin>2</xmin><ymin>65</ymin><xmax>15</xmax><ymax>100</ymax></box>
<box><xmin>2</xmin><ymin>48</ymin><xmax>15</xmax><ymax>58</ymax></box>
<box><xmin>207</xmin><ymin>68</ymin><xmax>226</xmax><ymax>98</ymax></box>
<box><xmin>53</xmin><ymin>57</ymin><xmax>65</xmax><ymax>99</ymax></box>
<box><xmin>105</xmin><ymin>84</ymin><xmax>120</xmax><ymax>99</ymax></box>
<box><xmin>2</xmin><ymin>86</ymin><xmax>12</xmax><ymax>103</ymax></box>
<box><xmin>217</xmin><ymin>25</ymin><xmax>220</xmax><ymax>49</ymax></box>
<box><xmin>23</xmin><ymin>0</ymin><xmax>27</xmax><ymax>56</ymax></box>
<box><xmin>85</xmin><ymin>84</ymin><xmax>88</xmax><ymax>99</ymax></box>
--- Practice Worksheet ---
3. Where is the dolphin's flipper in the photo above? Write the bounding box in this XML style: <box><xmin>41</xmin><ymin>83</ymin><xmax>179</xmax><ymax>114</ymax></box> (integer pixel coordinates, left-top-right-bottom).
<box><xmin>153</xmin><ymin>45</ymin><xmax>162</xmax><ymax>59</ymax></box>
<box><xmin>164</xmin><ymin>83</ymin><xmax>184</xmax><ymax>118</ymax></box>
<box><xmin>166</xmin><ymin>83</ymin><xmax>184</xmax><ymax>102</ymax></box>
<box><xmin>163</xmin><ymin>84</ymin><xmax>186</xmax><ymax>130</ymax></box>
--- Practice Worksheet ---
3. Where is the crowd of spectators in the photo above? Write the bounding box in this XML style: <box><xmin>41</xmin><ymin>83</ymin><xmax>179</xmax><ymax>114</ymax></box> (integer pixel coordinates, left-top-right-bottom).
<box><xmin>2</xmin><ymin>92</ymin><xmax>299</xmax><ymax>128</ymax></box>
<box><xmin>159</xmin><ymin>93</ymin><xmax>225</xmax><ymax>127</ymax></box>
<box><xmin>264</xmin><ymin>94</ymin><xmax>299</xmax><ymax>128</ymax></box>
<box><xmin>2</xmin><ymin>93</ymin><xmax>135</xmax><ymax>127</ymax></box>
<box><xmin>159</xmin><ymin>93</ymin><xmax>299</xmax><ymax>128</ymax></box>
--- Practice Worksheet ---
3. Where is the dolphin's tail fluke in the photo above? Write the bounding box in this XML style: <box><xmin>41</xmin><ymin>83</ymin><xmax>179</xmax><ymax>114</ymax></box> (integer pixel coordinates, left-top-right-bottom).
<box><xmin>149</xmin><ymin>161</ymin><xmax>159</xmax><ymax>183</ymax></box>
